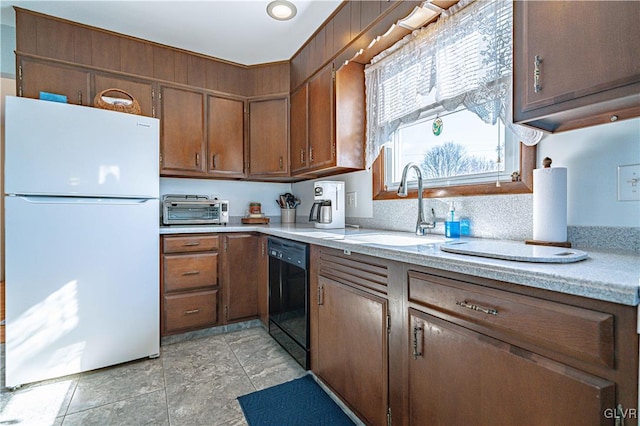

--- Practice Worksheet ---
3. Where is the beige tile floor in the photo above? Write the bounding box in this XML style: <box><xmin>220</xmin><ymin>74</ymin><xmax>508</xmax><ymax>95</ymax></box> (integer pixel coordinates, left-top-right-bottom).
<box><xmin>0</xmin><ymin>326</ymin><xmax>307</xmax><ymax>425</ymax></box>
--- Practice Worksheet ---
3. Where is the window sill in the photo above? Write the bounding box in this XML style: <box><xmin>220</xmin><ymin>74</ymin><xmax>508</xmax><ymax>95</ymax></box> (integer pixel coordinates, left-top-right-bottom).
<box><xmin>372</xmin><ymin>144</ymin><xmax>536</xmax><ymax>200</ymax></box>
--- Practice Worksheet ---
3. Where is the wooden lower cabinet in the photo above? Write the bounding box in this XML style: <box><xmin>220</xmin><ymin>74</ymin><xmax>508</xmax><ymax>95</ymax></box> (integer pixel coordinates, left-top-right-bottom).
<box><xmin>161</xmin><ymin>234</ymin><xmax>219</xmax><ymax>335</ymax></box>
<box><xmin>221</xmin><ymin>234</ymin><xmax>259</xmax><ymax>323</ymax></box>
<box><xmin>408</xmin><ymin>309</ymin><xmax>615</xmax><ymax>425</ymax></box>
<box><xmin>312</xmin><ymin>247</ymin><xmax>391</xmax><ymax>426</ymax></box>
<box><xmin>316</xmin><ymin>276</ymin><xmax>388</xmax><ymax>426</ymax></box>
<box><xmin>405</xmin><ymin>269</ymin><xmax>638</xmax><ymax>426</ymax></box>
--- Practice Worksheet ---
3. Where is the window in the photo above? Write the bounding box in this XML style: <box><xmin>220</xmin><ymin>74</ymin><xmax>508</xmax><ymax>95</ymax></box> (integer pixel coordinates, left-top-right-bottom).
<box><xmin>387</xmin><ymin>105</ymin><xmax>519</xmax><ymax>189</ymax></box>
<box><xmin>364</xmin><ymin>0</ymin><xmax>541</xmax><ymax>198</ymax></box>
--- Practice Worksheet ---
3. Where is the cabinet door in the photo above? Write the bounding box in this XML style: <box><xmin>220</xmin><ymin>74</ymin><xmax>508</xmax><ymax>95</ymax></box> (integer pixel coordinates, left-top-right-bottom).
<box><xmin>222</xmin><ymin>234</ymin><xmax>259</xmax><ymax>323</ymax></box>
<box><xmin>19</xmin><ymin>58</ymin><xmax>90</xmax><ymax>106</ymax></box>
<box><xmin>159</xmin><ymin>86</ymin><xmax>205</xmax><ymax>175</ymax></box>
<box><xmin>94</xmin><ymin>74</ymin><xmax>155</xmax><ymax>117</ymax></box>
<box><xmin>317</xmin><ymin>276</ymin><xmax>388</xmax><ymax>426</ymax></box>
<box><xmin>409</xmin><ymin>310</ymin><xmax>616</xmax><ymax>426</ymax></box>
<box><xmin>248</xmin><ymin>97</ymin><xmax>289</xmax><ymax>177</ymax></box>
<box><xmin>257</xmin><ymin>236</ymin><xmax>269</xmax><ymax>326</ymax></box>
<box><xmin>513</xmin><ymin>1</ymin><xmax>640</xmax><ymax>130</ymax></box>
<box><xmin>308</xmin><ymin>64</ymin><xmax>335</xmax><ymax>171</ymax></box>
<box><xmin>290</xmin><ymin>85</ymin><xmax>309</xmax><ymax>174</ymax></box>
<box><xmin>207</xmin><ymin>96</ymin><xmax>245</xmax><ymax>177</ymax></box>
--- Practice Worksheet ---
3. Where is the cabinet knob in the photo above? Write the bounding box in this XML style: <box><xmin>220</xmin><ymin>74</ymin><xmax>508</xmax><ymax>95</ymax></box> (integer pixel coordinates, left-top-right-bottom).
<box><xmin>300</xmin><ymin>149</ymin><xmax>305</xmax><ymax>164</ymax></box>
<box><xmin>533</xmin><ymin>55</ymin><xmax>543</xmax><ymax>93</ymax></box>
<box><xmin>279</xmin><ymin>156</ymin><xmax>283</xmax><ymax>169</ymax></box>
<box><xmin>309</xmin><ymin>147</ymin><xmax>314</xmax><ymax>163</ymax></box>
<box><xmin>195</xmin><ymin>153</ymin><xmax>200</xmax><ymax>167</ymax></box>
<box><xmin>184</xmin><ymin>309</ymin><xmax>200</xmax><ymax>315</ymax></box>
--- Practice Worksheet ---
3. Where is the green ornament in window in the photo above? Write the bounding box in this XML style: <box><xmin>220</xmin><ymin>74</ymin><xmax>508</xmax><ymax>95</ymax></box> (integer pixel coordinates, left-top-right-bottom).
<box><xmin>432</xmin><ymin>117</ymin><xmax>443</xmax><ymax>136</ymax></box>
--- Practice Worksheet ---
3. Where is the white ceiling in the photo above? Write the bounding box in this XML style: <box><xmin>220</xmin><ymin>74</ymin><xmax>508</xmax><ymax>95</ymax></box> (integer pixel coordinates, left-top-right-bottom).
<box><xmin>0</xmin><ymin>0</ymin><xmax>343</xmax><ymax>65</ymax></box>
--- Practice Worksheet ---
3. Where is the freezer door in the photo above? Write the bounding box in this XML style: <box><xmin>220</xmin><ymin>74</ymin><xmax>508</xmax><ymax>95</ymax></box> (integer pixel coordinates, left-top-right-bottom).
<box><xmin>5</xmin><ymin>196</ymin><xmax>160</xmax><ymax>387</ymax></box>
<box><xmin>5</xmin><ymin>96</ymin><xmax>159</xmax><ymax>198</ymax></box>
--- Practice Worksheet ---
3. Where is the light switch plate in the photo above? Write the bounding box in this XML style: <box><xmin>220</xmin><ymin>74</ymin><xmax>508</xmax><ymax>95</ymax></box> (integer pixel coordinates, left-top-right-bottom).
<box><xmin>346</xmin><ymin>191</ymin><xmax>357</xmax><ymax>207</ymax></box>
<box><xmin>617</xmin><ymin>164</ymin><xmax>640</xmax><ymax>201</ymax></box>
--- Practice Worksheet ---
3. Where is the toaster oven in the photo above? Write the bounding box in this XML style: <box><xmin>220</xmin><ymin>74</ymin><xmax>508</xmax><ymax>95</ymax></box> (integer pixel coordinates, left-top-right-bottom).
<box><xmin>162</xmin><ymin>195</ymin><xmax>229</xmax><ymax>225</ymax></box>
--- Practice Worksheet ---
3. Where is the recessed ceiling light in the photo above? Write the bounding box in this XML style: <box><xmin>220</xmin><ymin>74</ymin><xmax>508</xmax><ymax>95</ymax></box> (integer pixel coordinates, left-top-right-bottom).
<box><xmin>267</xmin><ymin>0</ymin><xmax>297</xmax><ymax>21</ymax></box>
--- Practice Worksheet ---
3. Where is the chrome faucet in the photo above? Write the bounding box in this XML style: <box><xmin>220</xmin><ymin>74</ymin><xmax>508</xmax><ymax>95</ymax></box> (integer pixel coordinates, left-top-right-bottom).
<box><xmin>397</xmin><ymin>163</ymin><xmax>436</xmax><ymax>236</ymax></box>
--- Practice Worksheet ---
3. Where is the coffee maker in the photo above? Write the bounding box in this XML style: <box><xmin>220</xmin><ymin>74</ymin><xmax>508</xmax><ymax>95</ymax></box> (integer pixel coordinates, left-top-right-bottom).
<box><xmin>308</xmin><ymin>181</ymin><xmax>345</xmax><ymax>229</ymax></box>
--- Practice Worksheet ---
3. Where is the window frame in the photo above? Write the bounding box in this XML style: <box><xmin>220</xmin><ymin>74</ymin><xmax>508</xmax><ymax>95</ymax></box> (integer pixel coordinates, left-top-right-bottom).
<box><xmin>372</xmin><ymin>142</ymin><xmax>536</xmax><ymax>200</ymax></box>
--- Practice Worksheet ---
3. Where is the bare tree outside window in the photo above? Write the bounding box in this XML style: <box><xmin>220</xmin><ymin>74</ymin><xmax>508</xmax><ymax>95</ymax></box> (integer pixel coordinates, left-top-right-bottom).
<box><xmin>420</xmin><ymin>142</ymin><xmax>497</xmax><ymax>179</ymax></box>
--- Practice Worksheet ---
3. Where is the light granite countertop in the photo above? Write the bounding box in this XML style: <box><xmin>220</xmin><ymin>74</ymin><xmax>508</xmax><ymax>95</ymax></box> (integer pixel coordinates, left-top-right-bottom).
<box><xmin>160</xmin><ymin>224</ymin><xmax>640</xmax><ymax>306</ymax></box>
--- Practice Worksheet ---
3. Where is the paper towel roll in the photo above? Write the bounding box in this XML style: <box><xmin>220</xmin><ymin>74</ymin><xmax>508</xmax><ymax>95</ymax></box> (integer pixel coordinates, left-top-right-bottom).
<box><xmin>533</xmin><ymin>167</ymin><xmax>567</xmax><ymax>242</ymax></box>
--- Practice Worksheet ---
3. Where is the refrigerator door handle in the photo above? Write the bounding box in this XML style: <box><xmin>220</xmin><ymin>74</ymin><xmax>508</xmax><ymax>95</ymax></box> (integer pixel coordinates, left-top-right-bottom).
<box><xmin>11</xmin><ymin>196</ymin><xmax>155</xmax><ymax>205</ymax></box>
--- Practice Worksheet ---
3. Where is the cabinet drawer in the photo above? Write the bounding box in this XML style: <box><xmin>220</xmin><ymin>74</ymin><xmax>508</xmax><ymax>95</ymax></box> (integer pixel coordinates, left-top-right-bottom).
<box><xmin>163</xmin><ymin>235</ymin><xmax>219</xmax><ymax>253</ymax></box>
<box><xmin>164</xmin><ymin>289</ymin><xmax>218</xmax><ymax>333</ymax></box>
<box><xmin>408</xmin><ymin>271</ymin><xmax>614</xmax><ymax>368</ymax></box>
<box><xmin>164</xmin><ymin>252</ymin><xmax>218</xmax><ymax>292</ymax></box>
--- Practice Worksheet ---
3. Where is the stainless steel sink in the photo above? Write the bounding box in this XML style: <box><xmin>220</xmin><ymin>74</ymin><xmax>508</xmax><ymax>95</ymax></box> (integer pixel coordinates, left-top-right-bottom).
<box><xmin>344</xmin><ymin>233</ymin><xmax>445</xmax><ymax>247</ymax></box>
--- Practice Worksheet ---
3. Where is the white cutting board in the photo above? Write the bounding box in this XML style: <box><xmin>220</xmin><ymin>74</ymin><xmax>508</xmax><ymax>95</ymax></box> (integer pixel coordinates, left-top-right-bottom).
<box><xmin>440</xmin><ymin>240</ymin><xmax>588</xmax><ymax>263</ymax></box>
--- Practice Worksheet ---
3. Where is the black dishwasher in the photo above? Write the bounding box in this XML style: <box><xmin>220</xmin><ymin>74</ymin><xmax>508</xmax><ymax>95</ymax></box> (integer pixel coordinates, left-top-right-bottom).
<box><xmin>267</xmin><ymin>237</ymin><xmax>309</xmax><ymax>369</ymax></box>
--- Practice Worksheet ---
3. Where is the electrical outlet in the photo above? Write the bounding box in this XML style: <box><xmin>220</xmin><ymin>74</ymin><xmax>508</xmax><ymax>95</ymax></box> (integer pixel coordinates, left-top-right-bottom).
<box><xmin>346</xmin><ymin>191</ymin><xmax>357</xmax><ymax>208</ymax></box>
<box><xmin>618</xmin><ymin>164</ymin><xmax>640</xmax><ymax>201</ymax></box>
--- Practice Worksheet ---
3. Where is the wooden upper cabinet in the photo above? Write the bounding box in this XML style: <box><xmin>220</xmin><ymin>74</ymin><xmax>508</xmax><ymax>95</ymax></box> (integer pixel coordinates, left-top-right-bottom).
<box><xmin>207</xmin><ymin>96</ymin><xmax>246</xmax><ymax>178</ymax></box>
<box><xmin>290</xmin><ymin>85</ymin><xmax>309</xmax><ymax>174</ymax></box>
<box><xmin>248</xmin><ymin>96</ymin><xmax>289</xmax><ymax>177</ymax></box>
<box><xmin>308</xmin><ymin>63</ymin><xmax>335</xmax><ymax>171</ymax></box>
<box><xmin>94</xmin><ymin>74</ymin><xmax>155</xmax><ymax>117</ymax></box>
<box><xmin>513</xmin><ymin>1</ymin><xmax>640</xmax><ymax>132</ymax></box>
<box><xmin>18</xmin><ymin>57</ymin><xmax>91</xmax><ymax>106</ymax></box>
<box><xmin>291</xmin><ymin>61</ymin><xmax>365</xmax><ymax>177</ymax></box>
<box><xmin>159</xmin><ymin>86</ymin><xmax>206</xmax><ymax>175</ymax></box>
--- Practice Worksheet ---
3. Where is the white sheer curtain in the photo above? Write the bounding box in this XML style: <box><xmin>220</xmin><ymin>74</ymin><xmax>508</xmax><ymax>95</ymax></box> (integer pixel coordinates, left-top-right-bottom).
<box><xmin>364</xmin><ymin>0</ymin><xmax>543</xmax><ymax>170</ymax></box>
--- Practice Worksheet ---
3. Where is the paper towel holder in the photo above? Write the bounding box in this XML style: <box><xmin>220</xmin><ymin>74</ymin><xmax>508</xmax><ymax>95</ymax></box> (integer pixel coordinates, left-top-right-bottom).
<box><xmin>525</xmin><ymin>157</ymin><xmax>572</xmax><ymax>248</ymax></box>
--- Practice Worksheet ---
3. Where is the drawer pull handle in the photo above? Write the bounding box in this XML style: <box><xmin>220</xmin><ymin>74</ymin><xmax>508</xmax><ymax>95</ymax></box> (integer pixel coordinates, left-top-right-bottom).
<box><xmin>412</xmin><ymin>326</ymin><xmax>423</xmax><ymax>360</ymax></box>
<box><xmin>456</xmin><ymin>301</ymin><xmax>498</xmax><ymax>316</ymax></box>
<box><xmin>182</xmin><ymin>270</ymin><xmax>200</xmax><ymax>276</ymax></box>
<box><xmin>184</xmin><ymin>309</ymin><xmax>200</xmax><ymax>315</ymax></box>
<box><xmin>183</xmin><ymin>242</ymin><xmax>201</xmax><ymax>247</ymax></box>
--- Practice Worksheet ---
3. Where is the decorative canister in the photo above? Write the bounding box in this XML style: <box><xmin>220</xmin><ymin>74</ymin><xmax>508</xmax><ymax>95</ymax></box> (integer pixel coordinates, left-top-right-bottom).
<box><xmin>249</xmin><ymin>202</ymin><xmax>262</xmax><ymax>215</ymax></box>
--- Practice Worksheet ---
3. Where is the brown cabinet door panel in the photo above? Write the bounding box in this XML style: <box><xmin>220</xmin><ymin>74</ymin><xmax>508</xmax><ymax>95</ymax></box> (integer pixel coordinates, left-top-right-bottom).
<box><xmin>19</xmin><ymin>59</ymin><xmax>90</xmax><ymax>106</ymax></box>
<box><xmin>207</xmin><ymin>96</ymin><xmax>245</xmax><ymax>177</ymax></box>
<box><xmin>222</xmin><ymin>234</ymin><xmax>259</xmax><ymax>322</ymax></box>
<box><xmin>317</xmin><ymin>277</ymin><xmax>388</xmax><ymax>426</ymax></box>
<box><xmin>308</xmin><ymin>64</ymin><xmax>335</xmax><ymax>171</ymax></box>
<box><xmin>517</xmin><ymin>2</ymin><xmax>640</xmax><ymax>113</ymax></box>
<box><xmin>160</xmin><ymin>86</ymin><xmax>205</xmax><ymax>174</ymax></box>
<box><xmin>94</xmin><ymin>74</ymin><xmax>154</xmax><ymax>117</ymax></box>
<box><xmin>290</xmin><ymin>85</ymin><xmax>309</xmax><ymax>174</ymax></box>
<box><xmin>409</xmin><ymin>310</ymin><xmax>616</xmax><ymax>426</ymax></box>
<box><xmin>249</xmin><ymin>97</ymin><xmax>289</xmax><ymax>177</ymax></box>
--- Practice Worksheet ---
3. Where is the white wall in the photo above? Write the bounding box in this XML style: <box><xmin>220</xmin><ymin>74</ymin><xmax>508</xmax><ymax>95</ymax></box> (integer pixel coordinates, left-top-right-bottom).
<box><xmin>538</xmin><ymin>117</ymin><xmax>640</xmax><ymax>227</ymax></box>
<box><xmin>160</xmin><ymin>178</ymin><xmax>292</xmax><ymax>218</ymax></box>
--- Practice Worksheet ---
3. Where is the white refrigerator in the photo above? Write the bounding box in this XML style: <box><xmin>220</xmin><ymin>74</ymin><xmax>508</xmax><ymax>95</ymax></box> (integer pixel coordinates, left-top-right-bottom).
<box><xmin>4</xmin><ymin>96</ymin><xmax>160</xmax><ymax>388</ymax></box>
